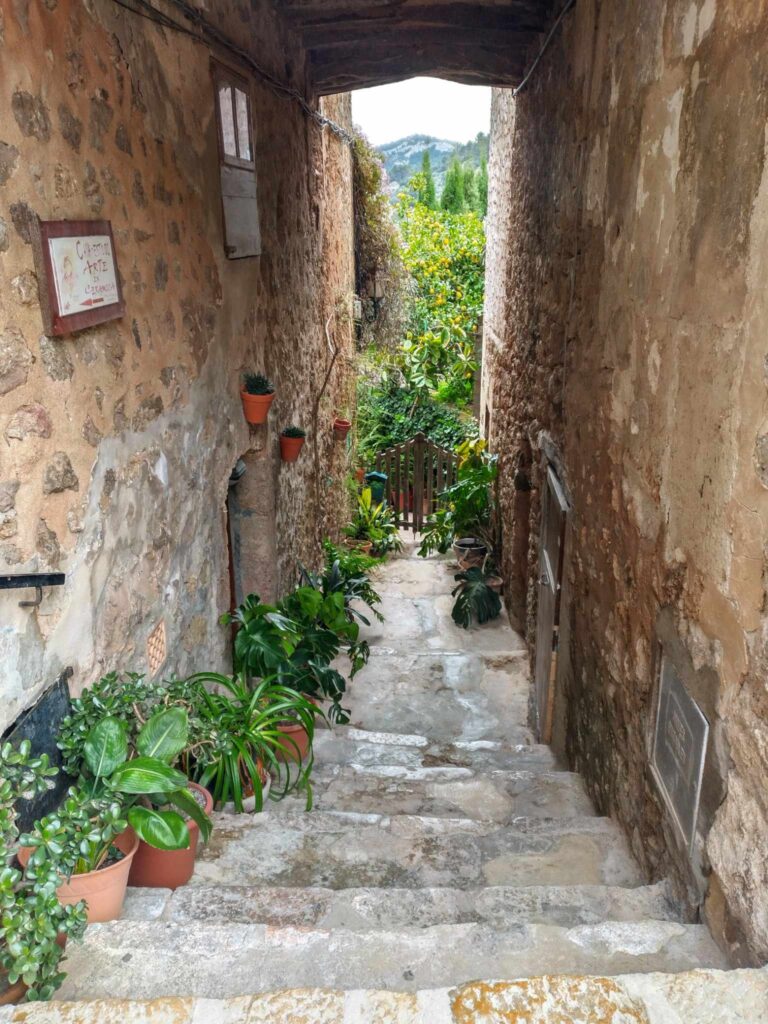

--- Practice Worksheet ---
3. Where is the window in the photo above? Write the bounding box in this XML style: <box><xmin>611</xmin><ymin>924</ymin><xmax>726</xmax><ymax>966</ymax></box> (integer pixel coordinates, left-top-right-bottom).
<box><xmin>213</xmin><ymin>63</ymin><xmax>260</xmax><ymax>258</ymax></box>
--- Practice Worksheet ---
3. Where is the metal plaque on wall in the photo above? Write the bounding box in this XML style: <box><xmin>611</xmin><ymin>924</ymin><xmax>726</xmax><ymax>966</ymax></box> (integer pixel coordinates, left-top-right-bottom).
<box><xmin>651</xmin><ymin>656</ymin><xmax>709</xmax><ymax>852</ymax></box>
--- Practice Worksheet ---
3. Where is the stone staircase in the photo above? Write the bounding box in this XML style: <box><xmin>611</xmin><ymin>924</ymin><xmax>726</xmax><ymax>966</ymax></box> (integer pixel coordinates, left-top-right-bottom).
<box><xmin>4</xmin><ymin>538</ymin><xmax>766</xmax><ymax>1022</ymax></box>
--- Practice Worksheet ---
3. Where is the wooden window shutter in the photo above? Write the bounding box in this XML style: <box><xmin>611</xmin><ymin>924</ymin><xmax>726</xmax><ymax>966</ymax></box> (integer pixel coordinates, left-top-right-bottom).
<box><xmin>213</xmin><ymin>64</ymin><xmax>261</xmax><ymax>259</ymax></box>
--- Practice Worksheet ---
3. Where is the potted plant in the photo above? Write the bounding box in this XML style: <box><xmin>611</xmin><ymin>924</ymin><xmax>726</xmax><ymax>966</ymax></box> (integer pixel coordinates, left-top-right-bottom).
<box><xmin>58</xmin><ymin>681</ymin><xmax>213</xmax><ymax>891</ymax></box>
<box><xmin>343</xmin><ymin>488</ymin><xmax>402</xmax><ymax>558</ymax></box>
<box><xmin>240</xmin><ymin>372</ymin><xmax>275</xmax><ymax>425</ymax></box>
<box><xmin>183</xmin><ymin>672</ymin><xmax>319</xmax><ymax>810</ymax></box>
<box><xmin>280</xmin><ymin>425</ymin><xmax>306</xmax><ymax>462</ymax></box>
<box><xmin>18</xmin><ymin>789</ymin><xmax>138</xmax><ymax>924</ymax></box>
<box><xmin>333</xmin><ymin>416</ymin><xmax>352</xmax><ymax>441</ymax></box>
<box><xmin>451</xmin><ymin>565</ymin><xmax>503</xmax><ymax>629</ymax></box>
<box><xmin>0</xmin><ymin>741</ymin><xmax>87</xmax><ymax>1004</ymax></box>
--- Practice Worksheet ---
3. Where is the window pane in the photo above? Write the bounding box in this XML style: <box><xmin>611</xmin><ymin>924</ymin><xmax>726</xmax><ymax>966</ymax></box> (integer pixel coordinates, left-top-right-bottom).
<box><xmin>218</xmin><ymin>85</ymin><xmax>237</xmax><ymax>158</ymax></box>
<box><xmin>235</xmin><ymin>88</ymin><xmax>251</xmax><ymax>162</ymax></box>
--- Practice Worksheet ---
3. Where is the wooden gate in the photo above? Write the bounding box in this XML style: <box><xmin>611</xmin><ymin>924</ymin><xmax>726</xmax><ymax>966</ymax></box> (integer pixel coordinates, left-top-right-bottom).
<box><xmin>374</xmin><ymin>432</ymin><xmax>459</xmax><ymax>532</ymax></box>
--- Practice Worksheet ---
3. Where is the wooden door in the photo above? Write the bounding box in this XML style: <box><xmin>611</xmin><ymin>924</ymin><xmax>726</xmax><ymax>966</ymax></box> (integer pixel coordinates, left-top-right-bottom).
<box><xmin>534</xmin><ymin>465</ymin><xmax>568</xmax><ymax>741</ymax></box>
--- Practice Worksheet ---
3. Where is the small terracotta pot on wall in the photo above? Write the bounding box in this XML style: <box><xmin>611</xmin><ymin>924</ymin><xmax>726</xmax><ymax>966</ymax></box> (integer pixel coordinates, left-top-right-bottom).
<box><xmin>280</xmin><ymin>435</ymin><xmax>305</xmax><ymax>461</ymax></box>
<box><xmin>128</xmin><ymin>783</ymin><xmax>213</xmax><ymax>891</ymax></box>
<box><xmin>17</xmin><ymin>828</ymin><xmax>139</xmax><ymax>924</ymax></box>
<box><xmin>241</xmin><ymin>390</ymin><xmax>274</xmax><ymax>425</ymax></box>
<box><xmin>333</xmin><ymin>417</ymin><xmax>352</xmax><ymax>440</ymax></box>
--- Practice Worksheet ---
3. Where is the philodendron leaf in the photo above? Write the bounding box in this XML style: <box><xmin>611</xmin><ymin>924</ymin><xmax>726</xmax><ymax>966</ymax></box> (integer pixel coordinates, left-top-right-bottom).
<box><xmin>169</xmin><ymin>788</ymin><xmax>213</xmax><ymax>843</ymax></box>
<box><xmin>83</xmin><ymin>717</ymin><xmax>128</xmax><ymax>778</ymax></box>
<box><xmin>136</xmin><ymin>707</ymin><xmax>189</xmax><ymax>764</ymax></box>
<box><xmin>127</xmin><ymin>806</ymin><xmax>190</xmax><ymax>851</ymax></box>
<box><xmin>109</xmin><ymin>757</ymin><xmax>188</xmax><ymax>794</ymax></box>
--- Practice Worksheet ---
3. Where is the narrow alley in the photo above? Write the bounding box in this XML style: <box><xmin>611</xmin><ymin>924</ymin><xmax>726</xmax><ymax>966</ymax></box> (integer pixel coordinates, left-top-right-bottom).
<box><xmin>26</xmin><ymin>537</ymin><xmax>767</xmax><ymax>1022</ymax></box>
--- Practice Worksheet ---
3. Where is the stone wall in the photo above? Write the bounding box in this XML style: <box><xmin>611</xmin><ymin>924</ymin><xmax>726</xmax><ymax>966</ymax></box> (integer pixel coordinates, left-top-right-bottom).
<box><xmin>483</xmin><ymin>0</ymin><xmax>768</xmax><ymax>964</ymax></box>
<box><xmin>0</xmin><ymin>0</ymin><xmax>355</xmax><ymax>730</ymax></box>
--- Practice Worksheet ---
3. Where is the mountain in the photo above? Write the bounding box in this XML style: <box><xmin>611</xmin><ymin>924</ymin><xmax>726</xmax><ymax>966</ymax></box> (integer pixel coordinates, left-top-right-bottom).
<box><xmin>376</xmin><ymin>133</ymin><xmax>490</xmax><ymax>196</ymax></box>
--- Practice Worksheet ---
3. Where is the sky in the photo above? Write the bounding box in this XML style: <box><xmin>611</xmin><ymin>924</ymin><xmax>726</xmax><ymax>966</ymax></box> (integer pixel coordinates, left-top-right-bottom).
<box><xmin>352</xmin><ymin>78</ymin><xmax>491</xmax><ymax>146</ymax></box>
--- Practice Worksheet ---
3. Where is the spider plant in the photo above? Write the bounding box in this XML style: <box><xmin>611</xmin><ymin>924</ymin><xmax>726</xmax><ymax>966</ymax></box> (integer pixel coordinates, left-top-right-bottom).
<box><xmin>184</xmin><ymin>672</ymin><xmax>319</xmax><ymax>812</ymax></box>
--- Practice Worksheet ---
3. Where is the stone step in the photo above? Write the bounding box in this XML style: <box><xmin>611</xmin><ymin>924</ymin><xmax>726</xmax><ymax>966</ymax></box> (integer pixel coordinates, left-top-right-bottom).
<box><xmin>278</xmin><ymin>761</ymin><xmax>596</xmax><ymax>820</ymax></box>
<box><xmin>54</xmin><ymin>920</ymin><xmax>728</xmax><ymax>1000</ymax></box>
<box><xmin>23</xmin><ymin>970</ymin><xmax>768</xmax><ymax>1024</ymax></box>
<box><xmin>191</xmin><ymin>810</ymin><xmax>645</xmax><ymax>889</ymax></box>
<box><xmin>124</xmin><ymin>880</ymin><xmax>678</xmax><ymax>930</ymax></box>
<box><xmin>313</xmin><ymin>726</ymin><xmax>560</xmax><ymax>772</ymax></box>
<box><xmin>342</xmin><ymin>649</ymin><xmax>533</xmax><ymax>742</ymax></box>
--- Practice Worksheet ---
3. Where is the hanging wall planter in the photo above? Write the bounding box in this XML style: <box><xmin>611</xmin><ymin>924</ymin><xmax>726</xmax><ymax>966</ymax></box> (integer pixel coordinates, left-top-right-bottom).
<box><xmin>240</xmin><ymin>372</ymin><xmax>275</xmax><ymax>425</ymax></box>
<box><xmin>280</xmin><ymin>426</ymin><xmax>306</xmax><ymax>462</ymax></box>
<box><xmin>333</xmin><ymin>417</ymin><xmax>352</xmax><ymax>441</ymax></box>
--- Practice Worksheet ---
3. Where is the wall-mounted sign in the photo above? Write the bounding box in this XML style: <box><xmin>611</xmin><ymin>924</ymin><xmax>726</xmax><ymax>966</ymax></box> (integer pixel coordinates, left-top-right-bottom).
<box><xmin>651</xmin><ymin>655</ymin><xmax>709</xmax><ymax>852</ymax></box>
<box><xmin>33</xmin><ymin>219</ymin><xmax>125</xmax><ymax>336</ymax></box>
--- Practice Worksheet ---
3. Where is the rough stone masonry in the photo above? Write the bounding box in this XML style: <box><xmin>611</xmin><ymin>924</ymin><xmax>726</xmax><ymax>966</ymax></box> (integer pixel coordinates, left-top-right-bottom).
<box><xmin>483</xmin><ymin>0</ymin><xmax>768</xmax><ymax>966</ymax></box>
<box><xmin>0</xmin><ymin>0</ymin><xmax>355</xmax><ymax>729</ymax></box>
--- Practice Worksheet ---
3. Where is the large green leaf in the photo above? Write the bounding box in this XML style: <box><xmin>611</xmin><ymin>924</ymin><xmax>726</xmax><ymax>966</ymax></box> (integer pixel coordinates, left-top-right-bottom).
<box><xmin>169</xmin><ymin>788</ymin><xmax>212</xmax><ymax>843</ymax></box>
<box><xmin>127</xmin><ymin>806</ymin><xmax>190</xmax><ymax>850</ymax></box>
<box><xmin>136</xmin><ymin>707</ymin><xmax>189</xmax><ymax>764</ymax></box>
<box><xmin>451</xmin><ymin>568</ymin><xmax>502</xmax><ymax>629</ymax></box>
<box><xmin>83</xmin><ymin>718</ymin><xmax>128</xmax><ymax>778</ymax></box>
<box><xmin>109</xmin><ymin>757</ymin><xmax>188</xmax><ymax>794</ymax></box>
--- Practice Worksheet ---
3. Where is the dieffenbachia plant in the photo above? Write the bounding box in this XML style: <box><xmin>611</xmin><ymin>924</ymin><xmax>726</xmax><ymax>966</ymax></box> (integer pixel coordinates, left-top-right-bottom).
<box><xmin>82</xmin><ymin>707</ymin><xmax>212</xmax><ymax>850</ymax></box>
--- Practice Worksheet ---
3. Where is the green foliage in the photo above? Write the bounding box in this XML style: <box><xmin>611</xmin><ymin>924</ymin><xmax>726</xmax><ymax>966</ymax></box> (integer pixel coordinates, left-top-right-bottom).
<box><xmin>61</xmin><ymin>686</ymin><xmax>212</xmax><ymax>851</ymax></box>
<box><xmin>356</xmin><ymin>378</ymin><xmax>477</xmax><ymax>466</ymax></box>
<box><xmin>344</xmin><ymin>488</ymin><xmax>402</xmax><ymax>556</ymax></box>
<box><xmin>281</xmin><ymin>425</ymin><xmax>306</xmax><ymax>438</ymax></box>
<box><xmin>396</xmin><ymin>187</ymin><xmax>484</xmax><ymax>404</ymax></box>
<box><xmin>183</xmin><ymin>672</ymin><xmax>318</xmax><ymax>812</ymax></box>
<box><xmin>451</xmin><ymin>566</ymin><xmax>502</xmax><ymax>629</ymax></box>
<box><xmin>477</xmin><ymin>158</ymin><xmax>488</xmax><ymax>217</ymax></box>
<box><xmin>419</xmin><ymin>439</ymin><xmax>498</xmax><ymax>556</ymax></box>
<box><xmin>0</xmin><ymin>741</ymin><xmax>86</xmax><ymax>1002</ymax></box>
<box><xmin>242</xmin><ymin>372</ymin><xmax>274</xmax><ymax>395</ymax></box>
<box><xmin>440</xmin><ymin>157</ymin><xmax>465</xmax><ymax>213</ymax></box>
<box><xmin>417</xmin><ymin>150</ymin><xmax>436</xmax><ymax>208</ymax></box>
<box><xmin>223</xmin><ymin>587</ymin><xmax>366</xmax><ymax>725</ymax></box>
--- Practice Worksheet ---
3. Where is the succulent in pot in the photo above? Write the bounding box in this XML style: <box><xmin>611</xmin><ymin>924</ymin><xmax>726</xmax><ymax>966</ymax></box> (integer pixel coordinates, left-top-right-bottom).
<box><xmin>279</xmin><ymin>425</ymin><xmax>306</xmax><ymax>462</ymax></box>
<box><xmin>0</xmin><ymin>741</ymin><xmax>87</xmax><ymax>1003</ymax></box>
<box><xmin>240</xmin><ymin>372</ymin><xmax>275</xmax><ymax>425</ymax></box>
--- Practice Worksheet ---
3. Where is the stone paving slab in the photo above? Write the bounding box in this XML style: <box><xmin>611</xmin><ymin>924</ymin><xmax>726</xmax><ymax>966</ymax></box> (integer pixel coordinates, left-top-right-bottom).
<box><xmin>190</xmin><ymin>810</ymin><xmax>644</xmax><ymax>889</ymax></box>
<box><xmin>343</xmin><ymin>651</ymin><xmax>532</xmax><ymax>743</ymax></box>
<box><xmin>275</xmin><ymin>762</ymin><xmax>596</xmax><ymax>820</ymax></box>
<box><xmin>122</xmin><ymin>881</ymin><xmax>678</xmax><ymax>930</ymax></box>
<box><xmin>312</xmin><ymin>728</ymin><xmax>560</xmax><ymax>772</ymax></box>
<box><xmin>5</xmin><ymin>969</ymin><xmax>767</xmax><ymax>1022</ymax></box>
<box><xmin>53</xmin><ymin>920</ymin><xmax>727</xmax><ymax>1000</ymax></box>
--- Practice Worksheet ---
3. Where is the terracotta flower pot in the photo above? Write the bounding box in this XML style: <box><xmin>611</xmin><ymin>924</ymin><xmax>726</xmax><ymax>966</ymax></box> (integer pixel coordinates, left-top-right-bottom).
<box><xmin>486</xmin><ymin>576</ymin><xmax>504</xmax><ymax>594</ymax></box>
<box><xmin>333</xmin><ymin>417</ymin><xmax>352</xmax><ymax>440</ymax></box>
<box><xmin>280</xmin><ymin>435</ymin><xmax>305</xmax><ymax>461</ymax></box>
<box><xmin>241</xmin><ymin>390</ymin><xmax>274</xmax><ymax>425</ymax></box>
<box><xmin>355</xmin><ymin>468</ymin><xmax>365</xmax><ymax>484</ymax></box>
<box><xmin>0</xmin><ymin>973</ymin><xmax>28</xmax><ymax>1007</ymax></box>
<box><xmin>128</xmin><ymin>783</ymin><xmax>213</xmax><ymax>891</ymax></box>
<box><xmin>18</xmin><ymin>829</ymin><xmax>138</xmax><ymax>924</ymax></box>
<box><xmin>276</xmin><ymin>720</ymin><xmax>312</xmax><ymax>763</ymax></box>
<box><xmin>345</xmin><ymin>538</ymin><xmax>372</xmax><ymax>555</ymax></box>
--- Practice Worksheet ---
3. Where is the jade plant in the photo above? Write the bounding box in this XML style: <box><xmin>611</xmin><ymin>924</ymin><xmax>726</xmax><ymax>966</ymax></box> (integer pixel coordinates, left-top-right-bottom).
<box><xmin>0</xmin><ymin>741</ymin><xmax>87</xmax><ymax>1002</ymax></box>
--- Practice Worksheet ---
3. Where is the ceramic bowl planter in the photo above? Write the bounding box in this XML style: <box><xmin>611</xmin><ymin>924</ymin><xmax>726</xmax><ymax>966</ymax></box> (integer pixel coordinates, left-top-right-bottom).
<box><xmin>128</xmin><ymin>783</ymin><xmax>213</xmax><ymax>891</ymax></box>
<box><xmin>453</xmin><ymin>537</ymin><xmax>488</xmax><ymax>569</ymax></box>
<box><xmin>240</xmin><ymin>372</ymin><xmax>275</xmax><ymax>425</ymax></box>
<box><xmin>280</xmin><ymin>427</ymin><xmax>306</xmax><ymax>462</ymax></box>
<box><xmin>18</xmin><ymin>828</ymin><xmax>139</xmax><ymax>924</ymax></box>
<box><xmin>333</xmin><ymin>417</ymin><xmax>352</xmax><ymax>441</ymax></box>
